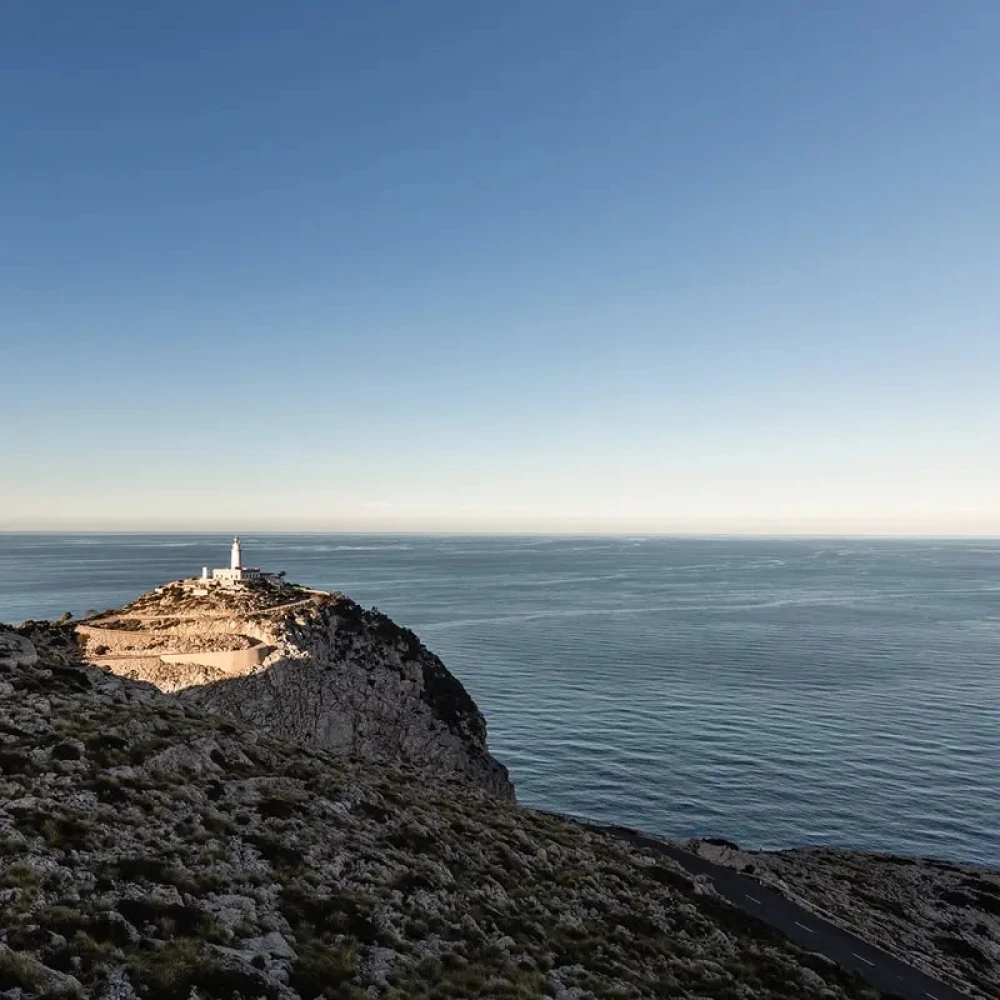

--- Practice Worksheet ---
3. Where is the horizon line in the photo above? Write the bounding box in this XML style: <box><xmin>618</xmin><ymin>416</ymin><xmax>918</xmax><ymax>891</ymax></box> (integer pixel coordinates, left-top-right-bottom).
<box><xmin>2</xmin><ymin>528</ymin><xmax>998</xmax><ymax>541</ymax></box>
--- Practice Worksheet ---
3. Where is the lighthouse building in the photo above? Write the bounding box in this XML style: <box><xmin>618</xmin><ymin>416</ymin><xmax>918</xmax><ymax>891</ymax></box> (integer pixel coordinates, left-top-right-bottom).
<box><xmin>202</xmin><ymin>537</ymin><xmax>263</xmax><ymax>584</ymax></box>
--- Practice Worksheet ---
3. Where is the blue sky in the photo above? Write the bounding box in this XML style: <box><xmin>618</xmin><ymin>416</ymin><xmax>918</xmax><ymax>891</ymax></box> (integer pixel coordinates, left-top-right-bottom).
<box><xmin>2</xmin><ymin>1</ymin><xmax>998</xmax><ymax>533</ymax></box>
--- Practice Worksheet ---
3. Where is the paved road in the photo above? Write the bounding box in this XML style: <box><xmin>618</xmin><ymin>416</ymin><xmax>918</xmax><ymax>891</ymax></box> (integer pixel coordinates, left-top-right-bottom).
<box><xmin>581</xmin><ymin>821</ymin><xmax>975</xmax><ymax>1000</ymax></box>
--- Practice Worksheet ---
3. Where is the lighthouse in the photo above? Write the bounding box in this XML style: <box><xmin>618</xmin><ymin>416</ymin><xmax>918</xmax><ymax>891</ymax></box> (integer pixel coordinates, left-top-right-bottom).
<box><xmin>201</xmin><ymin>537</ymin><xmax>265</xmax><ymax>586</ymax></box>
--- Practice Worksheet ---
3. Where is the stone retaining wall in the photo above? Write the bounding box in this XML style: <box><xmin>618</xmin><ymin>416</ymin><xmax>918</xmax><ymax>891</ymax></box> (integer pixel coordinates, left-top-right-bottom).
<box><xmin>159</xmin><ymin>645</ymin><xmax>274</xmax><ymax>675</ymax></box>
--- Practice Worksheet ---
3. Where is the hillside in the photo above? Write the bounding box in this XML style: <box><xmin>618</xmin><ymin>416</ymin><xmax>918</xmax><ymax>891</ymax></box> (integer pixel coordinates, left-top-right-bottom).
<box><xmin>685</xmin><ymin>839</ymin><xmax>998</xmax><ymax>999</ymax></box>
<box><xmin>0</xmin><ymin>621</ymin><xmax>882</xmax><ymax>1000</ymax></box>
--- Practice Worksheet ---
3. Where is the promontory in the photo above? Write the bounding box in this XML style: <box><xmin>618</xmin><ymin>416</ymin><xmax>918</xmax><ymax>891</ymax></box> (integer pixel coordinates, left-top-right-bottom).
<box><xmin>0</xmin><ymin>570</ymin><xmax>995</xmax><ymax>999</ymax></box>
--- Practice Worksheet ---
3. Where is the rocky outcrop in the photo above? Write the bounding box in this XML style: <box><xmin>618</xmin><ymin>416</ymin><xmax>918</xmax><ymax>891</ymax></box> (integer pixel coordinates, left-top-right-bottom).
<box><xmin>74</xmin><ymin>581</ymin><xmax>514</xmax><ymax>800</ymax></box>
<box><xmin>0</xmin><ymin>631</ymin><xmax>38</xmax><ymax>670</ymax></box>
<box><xmin>0</xmin><ymin>623</ymin><xmax>883</xmax><ymax>1000</ymax></box>
<box><xmin>177</xmin><ymin>595</ymin><xmax>513</xmax><ymax>799</ymax></box>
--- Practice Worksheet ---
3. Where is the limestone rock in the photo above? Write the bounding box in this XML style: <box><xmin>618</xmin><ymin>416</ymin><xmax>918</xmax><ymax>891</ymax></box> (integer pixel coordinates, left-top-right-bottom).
<box><xmin>74</xmin><ymin>582</ymin><xmax>514</xmax><ymax>799</ymax></box>
<box><xmin>0</xmin><ymin>944</ymin><xmax>82</xmax><ymax>997</ymax></box>
<box><xmin>0</xmin><ymin>633</ymin><xmax>38</xmax><ymax>670</ymax></box>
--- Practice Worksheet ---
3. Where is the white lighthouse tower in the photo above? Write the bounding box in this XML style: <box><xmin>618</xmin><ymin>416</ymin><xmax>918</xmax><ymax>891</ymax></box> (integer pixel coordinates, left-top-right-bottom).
<box><xmin>202</xmin><ymin>537</ymin><xmax>263</xmax><ymax>585</ymax></box>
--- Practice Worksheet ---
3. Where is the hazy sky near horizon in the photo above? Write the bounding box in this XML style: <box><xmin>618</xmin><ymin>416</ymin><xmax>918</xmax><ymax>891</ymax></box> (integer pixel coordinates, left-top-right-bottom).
<box><xmin>2</xmin><ymin>2</ymin><xmax>999</xmax><ymax>534</ymax></box>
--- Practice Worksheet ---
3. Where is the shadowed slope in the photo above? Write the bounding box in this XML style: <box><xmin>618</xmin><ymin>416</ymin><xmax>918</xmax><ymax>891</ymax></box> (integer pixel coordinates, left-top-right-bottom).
<box><xmin>0</xmin><ymin>622</ymin><xmax>882</xmax><ymax>1000</ymax></box>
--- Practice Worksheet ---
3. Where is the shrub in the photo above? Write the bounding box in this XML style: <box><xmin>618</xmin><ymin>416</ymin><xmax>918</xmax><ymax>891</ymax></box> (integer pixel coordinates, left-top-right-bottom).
<box><xmin>128</xmin><ymin>939</ymin><xmax>278</xmax><ymax>1000</ymax></box>
<box><xmin>116</xmin><ymin>898</ymin><xmax>224</xmax><ymax>942</ymax></box>
<box><xmin>288</xmin><ymin>938</ymin><xmax>358</xmax><ymax>998</ymax></box>
<box><xmin>259</xmin><ymin>795</ymin><xmax>298</xmax><ymax>820</ymax></box>
<box><xmin>280</xmin><ymin>886</ymin><xmax>380</xmax><ymax>943</ymax></box>
<box><xmin>0</xmin><ymin>947</ymin><xmax>41</xmax><ymax>992</ymax></box>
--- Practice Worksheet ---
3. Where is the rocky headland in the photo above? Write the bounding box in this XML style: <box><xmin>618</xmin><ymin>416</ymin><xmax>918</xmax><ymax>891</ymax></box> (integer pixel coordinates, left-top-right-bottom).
<box><xmin>0</xmin><ymin>578</ymin><xmax>996</xmax><ymax>999</ymax></box>
<box><xmin>72</xmin><ymin>580</ymin><xmax>512</xmax><ymax>800</ymax></box>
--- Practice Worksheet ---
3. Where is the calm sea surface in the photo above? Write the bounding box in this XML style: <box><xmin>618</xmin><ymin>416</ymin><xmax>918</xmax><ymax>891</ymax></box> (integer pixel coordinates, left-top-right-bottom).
<box><xmin>1</xmin><ymin>534</ymin><xmax>998</xmax><ymax>865</ymax></box>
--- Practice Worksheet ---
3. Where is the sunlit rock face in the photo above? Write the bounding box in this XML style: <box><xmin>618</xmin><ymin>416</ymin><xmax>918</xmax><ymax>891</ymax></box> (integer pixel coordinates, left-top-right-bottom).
<box><xmin>74</xmin><ymin>580</ymin><xmax>514</xmax><ymax>800</ymax></box>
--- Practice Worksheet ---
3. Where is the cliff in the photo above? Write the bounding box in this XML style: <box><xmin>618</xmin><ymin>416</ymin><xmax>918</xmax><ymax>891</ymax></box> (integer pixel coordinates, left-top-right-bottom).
<box><xmin>73</xmin><ymin>580</ymin><xmax>512</xmax><ymax>800</ymax></box>
<box><xmin>0</xmin><ymin>622</ymin><xmax>881</xmax><ymax>1000</ymax></box>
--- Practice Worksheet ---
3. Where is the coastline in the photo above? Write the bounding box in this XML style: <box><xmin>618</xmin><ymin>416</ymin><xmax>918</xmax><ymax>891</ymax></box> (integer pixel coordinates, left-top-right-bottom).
<box><xmin>3</xmin><ymin>601</ymin><xmax>997</xmax><ymax>998</ymax></box>
<box><xmin>567</xmin><ymin>817</ymin><xmax>994</xmax><ymax>1000</ymax></box>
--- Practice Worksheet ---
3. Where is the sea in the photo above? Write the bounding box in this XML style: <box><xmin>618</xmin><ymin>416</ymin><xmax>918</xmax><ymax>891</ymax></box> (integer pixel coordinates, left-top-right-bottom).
<box><xmin>1</xmin><ymin>534</ymin><xmax>997</xmax><ymax>866</ymax></box>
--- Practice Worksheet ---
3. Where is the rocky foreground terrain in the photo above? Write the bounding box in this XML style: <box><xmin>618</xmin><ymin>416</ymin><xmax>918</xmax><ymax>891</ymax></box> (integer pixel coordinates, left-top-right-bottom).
<box><xmin>0</xmin><ymin>621</ymin><xmax>885</xmax><ymax>1000</ymax></box>
<box><xmin>73</xmin><ymin>581</ymin><xmax>512</xmax><ymax>799</ymax></box>
<box><xmin>687</xmin><ymin>840</ymin><xmax>999</xmax><ymax>999</ymax></box>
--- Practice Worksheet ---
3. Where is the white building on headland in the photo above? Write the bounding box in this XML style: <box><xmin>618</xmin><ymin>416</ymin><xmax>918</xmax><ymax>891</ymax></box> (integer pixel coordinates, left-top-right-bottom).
<box><xmin>200</xmin><ymin>537</ymin><xmax>268</xmax><ymax>585</ymax></box>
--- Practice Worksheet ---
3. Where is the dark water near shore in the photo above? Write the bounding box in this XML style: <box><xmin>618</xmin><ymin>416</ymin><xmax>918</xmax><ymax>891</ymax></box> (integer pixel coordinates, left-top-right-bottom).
<box><xmin>2</xmin><ymin>534</ymin><xmax>998</xmax><ymax>865</ymax></box>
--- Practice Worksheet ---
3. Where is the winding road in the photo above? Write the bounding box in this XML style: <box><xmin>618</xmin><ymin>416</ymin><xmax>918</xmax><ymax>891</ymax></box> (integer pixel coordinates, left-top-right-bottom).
<box><xmin>582</xmin><ymin>821</ymin><xmax>976</xmax><ymax>1000</ymax></box>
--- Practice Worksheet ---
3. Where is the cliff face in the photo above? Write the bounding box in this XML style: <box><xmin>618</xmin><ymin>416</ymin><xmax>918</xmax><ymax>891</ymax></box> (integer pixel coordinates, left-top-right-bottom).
<box><xmin>74</xmin><ymin>582</ymin><xmax>514</xmax><ymax>800</ymax></box>
<box><xmin>176</xmin><ymin>596</ymin><xmax>513</xmax><ymax>800</ymax></box>
<box><xmin>0</xmin><ymin>623</ymin><xmax>881</xmax><ymax>1000</ymax></box>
